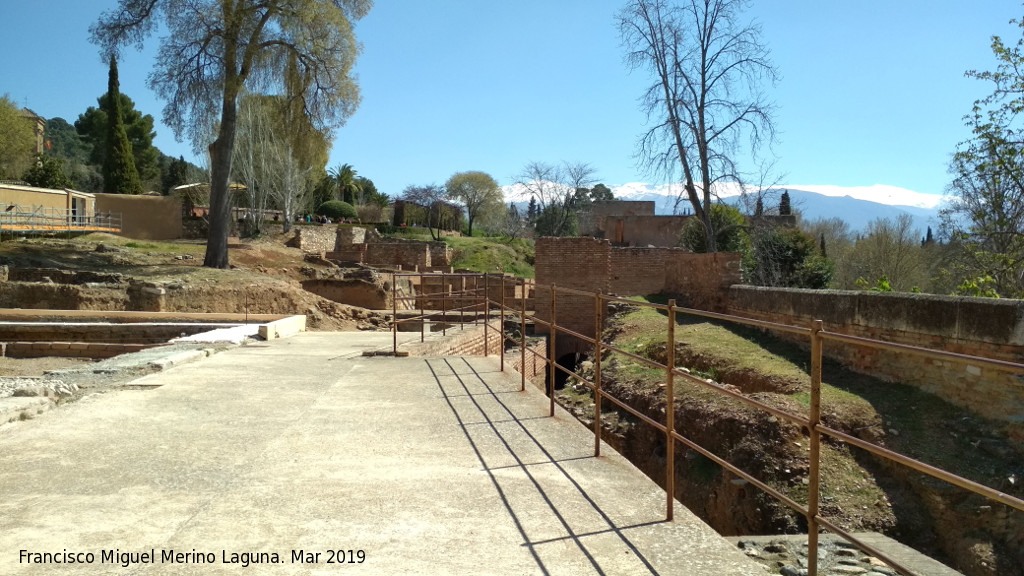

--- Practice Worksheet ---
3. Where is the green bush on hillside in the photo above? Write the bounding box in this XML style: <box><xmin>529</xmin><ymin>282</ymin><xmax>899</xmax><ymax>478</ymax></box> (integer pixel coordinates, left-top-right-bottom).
<box><xmin>317</xmin><ymin>200</ymin><xmax>358</xmax><ymax>220</ymax></box>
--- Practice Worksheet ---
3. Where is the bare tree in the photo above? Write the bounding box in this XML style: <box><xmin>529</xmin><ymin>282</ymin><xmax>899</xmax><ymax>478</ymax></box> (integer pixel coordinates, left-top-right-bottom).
<box><xmin>233</xmin><ymin>94</ymin><xmax>274</xmax><ymax>236</ymax></box>
<box><xmin>91</xmin><ymin>0</ymin><xmax>370</xmax><ymax>268</ymax></box>
<box><xmin>516</xmin><ymin>161</ymin><xmax>596</xmax><ymax>237</ymax></box>
<box><xmin>619</xmin><ymin>0</ymin><xmax>777</xmax><ymax>251</ymax></box>
<box><xmin>844</xmin><ymin>214</ymin><xmax>926</xmax><ymax>291</ymax></box>
<box><xmin>401</xmin><ymin>184</ymin><xmax>456</xmax><ymax>241</ymax></box>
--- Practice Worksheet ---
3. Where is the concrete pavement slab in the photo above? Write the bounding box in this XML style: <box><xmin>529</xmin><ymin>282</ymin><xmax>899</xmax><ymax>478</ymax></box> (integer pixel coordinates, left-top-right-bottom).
<box><xmin>0</xmin><ymin>331</ymin><xmax>762</xmax><ymax>575</ymax></box>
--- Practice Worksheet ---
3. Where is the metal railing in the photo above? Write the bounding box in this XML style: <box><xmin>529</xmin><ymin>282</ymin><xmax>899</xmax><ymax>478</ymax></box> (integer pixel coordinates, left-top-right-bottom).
<box><xmin>391</xmin><ymin>272</ymin><xmax>1024</xmax><ymax>576</ymax></box>
<box><xmin>0</xmin><ymin>204</ymin><xmax>122</xmax><ymax>234</ymax></box>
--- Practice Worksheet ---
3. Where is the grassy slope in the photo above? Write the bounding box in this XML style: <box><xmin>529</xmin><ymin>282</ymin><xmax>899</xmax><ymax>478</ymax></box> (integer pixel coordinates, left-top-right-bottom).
<box><xmin>384</xmin><ymin>229</ymin><xmax>535</xmax><ymax>277</ymax></box>
<box><xmin>600</xmin><ymin>297</ymin><xmax>1022</xmax><ymax>532</ymax></box>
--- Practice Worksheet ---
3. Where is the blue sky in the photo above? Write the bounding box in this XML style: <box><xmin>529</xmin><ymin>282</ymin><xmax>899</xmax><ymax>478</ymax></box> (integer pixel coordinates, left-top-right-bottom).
<box><xmin>1</xmin><ymin>1</ymin><xmax>1019</xmax><ymax>202</ymax></box>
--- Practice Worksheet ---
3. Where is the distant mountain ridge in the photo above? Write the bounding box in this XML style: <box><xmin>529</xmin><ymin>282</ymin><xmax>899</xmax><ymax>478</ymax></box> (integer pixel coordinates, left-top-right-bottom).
<box><xmin>607</xmin><ymin>184</ymin><xmax>946</xmax><ymax>234</ymax></box>
<box><xmin>502</xmin><ymin>182</ymin><xmax>947</xmax><ymax>235</ymax></box>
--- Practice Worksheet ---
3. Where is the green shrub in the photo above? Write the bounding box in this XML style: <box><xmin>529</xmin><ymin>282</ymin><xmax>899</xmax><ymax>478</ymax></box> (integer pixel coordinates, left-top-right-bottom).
<box><xmin>375</xmin><ymin>223</ymin><xmax>398</xmax><ymax>235</ymax></box>
<box><xmin>316</xmin><ymin>200</ymin><xmax>358</xmax><ymax>220</ymax></box>
<box><xmin>679</xmin><ymin>203</ymin><xmax>748</xmax><ymax>253</ymax></box>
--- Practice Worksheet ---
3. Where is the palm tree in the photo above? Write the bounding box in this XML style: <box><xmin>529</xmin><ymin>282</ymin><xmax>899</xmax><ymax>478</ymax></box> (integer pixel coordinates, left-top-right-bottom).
<box><xmin>329</xmin><ymin>163</ymin><xmax>362</xmax><ymax>205</ymax></box>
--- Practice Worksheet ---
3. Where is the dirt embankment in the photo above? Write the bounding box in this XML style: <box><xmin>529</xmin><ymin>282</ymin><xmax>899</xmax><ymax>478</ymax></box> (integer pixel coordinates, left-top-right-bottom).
<box><xmin>0</xmin><ymin>235</ymin><xmax>391</xmax><ymax>331</ymax></box>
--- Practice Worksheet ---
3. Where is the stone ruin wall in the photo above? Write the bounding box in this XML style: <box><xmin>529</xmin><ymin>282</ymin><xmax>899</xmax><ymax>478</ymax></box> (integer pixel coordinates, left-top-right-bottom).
<box><xmin>286</xmin><ymin>226</ymin><xmax>336</xmax><ymax>253</ymax></box>
<box><xmin>322</xmin><ymin>226</ymin><xmax>453</xmax><ymax>271</ymax></box>
<box><xmin>535</xmin><ymin>239</ymin><xmax>740</xmax><ymax>359</ymax></box>
<box><xmin>728</xmin><ymin>286</ymin><xmax>1024</xmax><ymax>424</ymax></box>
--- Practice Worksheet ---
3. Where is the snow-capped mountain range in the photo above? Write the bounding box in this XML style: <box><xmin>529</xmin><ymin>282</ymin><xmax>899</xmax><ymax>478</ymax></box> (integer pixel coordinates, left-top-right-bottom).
<box><xmin>504</xmin><ymin>182</ymin><xmax>950</xmax><ymax>234</ymax></box>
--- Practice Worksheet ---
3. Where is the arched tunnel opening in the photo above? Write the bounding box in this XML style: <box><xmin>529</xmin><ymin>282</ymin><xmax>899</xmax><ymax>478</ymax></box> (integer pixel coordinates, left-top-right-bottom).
<box><xmin>547</xmin><ymin>352</ymin><xmax>585</xmax><ymax>396</ymax></box>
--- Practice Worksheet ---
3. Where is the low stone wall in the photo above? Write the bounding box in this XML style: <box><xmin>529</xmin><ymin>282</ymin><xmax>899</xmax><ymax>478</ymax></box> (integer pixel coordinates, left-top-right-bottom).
<box><xmin>727</xmin><ymin>286</ymin><xmax>1024</xmax><ymax>423</ymax></box>
<box><xmin>0</xmin><ymin>322</ymin><xmax>231</xmax><ymax>344</ymax></box>
<box><xmin>7</xmin><ymin>268</ymin><xmax>125</xmax><ymax>285</ymax></box>
<box><xmin>429</xmin><ymin>243</ymin><xmax>453</xmax><ymax>267</ymax></box>
<box><xmin>365</xmin><ymin>243</ymin><xmax>430</xmax><ymax>270</ymax></box>
<box><xmin>3</xmin><ymin>342</ymin><xmax>158</xmax><ymax>360</ymax></box>
<box><xmin>326</xmin><ymin>246</ymin><xmax>367</xmax><ymax>264</ymax></box>
<box><xmin>286</xmin><ymin>226</ymin><xmax>336</xmax><ymax>253</ymax></box>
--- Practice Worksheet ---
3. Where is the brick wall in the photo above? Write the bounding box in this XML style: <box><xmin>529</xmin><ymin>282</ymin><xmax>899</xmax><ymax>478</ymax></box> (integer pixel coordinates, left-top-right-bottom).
<box><xmin>400</xmin><ymin>326</ymin><xmax>547</xmax><ymax>383</ymax></box>
<box><xmin>664</xmin><ymin>252</ymin><xmax>743</xmax><ymax>312</ymax></box>
<box><xmin>535</xmin><ymin>237</ymin><xmax>610</xmax><ymax>358</ymax></box>
<box><xmin>326</xmin><ymin>245</ymin><xmax>367</xmax><ymax>264</ymax></box>
<box><xmin>606</xmin><ymin>215</ymin><xmax>691</xmax><ymax>247</ymax></box>
<box><xmin>606</xmin><ymin>247</ymin><xmax>741</xmax><ymax>312</ymax></box>
<box><xmin>505</xmin><ymin>340</ymin><xmax>548</xmax><ymax>382</ymax></box>
<box><xmin>728</xmin><ymin>286</ymin><xmax>1024</xmax><ymax>423</ymax></box>
<box><xmin>609</xmin><ymin>247</ymin><xmax>671</xmax><ymax>296</ymax></box>
<box><xmin>583</xmin><ymin>200</ymin><xmax>656</xmax><ymax>236</ymax></box>
<box><xmin>401</xmin><ymin>325</ymin><xmax>502</xmax><ymax>357</ymax></box>
<box><xmin>365</xmin><ymin>243</ymin><xmax>431</xmax><ymax>270</ymax></box>
<box><xmin>429</xmin><ymin>243</ymin><xmax>453</xmax><ymax>267</ymax></box>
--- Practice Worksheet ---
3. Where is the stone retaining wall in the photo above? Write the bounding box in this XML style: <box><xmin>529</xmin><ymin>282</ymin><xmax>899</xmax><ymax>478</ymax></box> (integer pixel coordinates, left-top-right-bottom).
<box><xmin>727</xmin><ymin>286</ymin><xmax>1024</xmax><ymax>423</ymax></box>
<box><xmin>3</xmin><ymin>342</ymin><xmax>158</xmax><ymax>359</ymax></box>
<box><xmin>286</xmin><ymin>226</ymin><xmax>336</xmax><ymax>253</ymax></box>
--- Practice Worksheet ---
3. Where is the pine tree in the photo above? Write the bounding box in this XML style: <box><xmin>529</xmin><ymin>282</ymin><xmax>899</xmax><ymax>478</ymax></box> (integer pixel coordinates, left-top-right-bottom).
<box><xmin>820</xmin><ymin>232</ymin><xmax>827</xmax><ymax>258</ymax></box>
<box><xmin>779</xmin><ymin>190</ymin><xmax>791</xmax><ymax>215</ymax></box>
<box><xmin>754</xmin><ymin>196</ymin><xmax>764</xmax><ymax>216</ymax></box>
<box><xmin>102</xmin><ymin>55</ymin><xmax>142</xmax><ymax>195</ymax></box>
<box><xmin>527</xmin><ymin>196</ymin><xmax>538</xmax><ymax>221</ymax></box>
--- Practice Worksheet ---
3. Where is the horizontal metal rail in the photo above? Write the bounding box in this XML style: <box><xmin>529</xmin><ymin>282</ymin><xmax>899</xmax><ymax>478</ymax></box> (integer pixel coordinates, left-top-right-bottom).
<box><xmin>670</xmin><ymin>429</ymin><xmax>809</xmax><ymax>517</ymax></box>
<box><xmin>819</xmin><ymin>424</ymin><xmax>1024</xmax><ymax>512</ymax></box>
<box><xmin>821</xmin><ymin>330</ymin><xmax>1024</xmax><ymax>375</ymax></box>
<box><xmin>0</xmin><ymin>204</ymin><xmax>123</xmax><ymax>234</ymax></box>
<box><xmin>672</xmin><ymin>367</ymin><xmax>810</xmax><ymax>427</ymax></box>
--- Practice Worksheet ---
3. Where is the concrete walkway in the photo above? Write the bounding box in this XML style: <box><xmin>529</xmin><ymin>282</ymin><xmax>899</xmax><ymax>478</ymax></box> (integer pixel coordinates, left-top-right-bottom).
<box><xmin>0</xmin><ymin>332</ymin><xmax>762</xmax><ymax>575</ymax></box>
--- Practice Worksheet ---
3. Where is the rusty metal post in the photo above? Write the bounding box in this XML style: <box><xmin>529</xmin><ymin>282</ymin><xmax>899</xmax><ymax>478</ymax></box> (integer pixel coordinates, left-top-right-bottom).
<box><xmin>500</xmin><ymin>275</ymin><xmax>505</xmax><ymax>371</ymax></box>
<box><xmin>484</xmin><ymin>273</ymin><xmax>490</xmax><ymax>356</ymax></box>
<box><xmin>549</xmin><ymin>284</ymin><xmax>557</xmax><ymax>417</ymax></box>
<box><xmin>441</xmin><ymin>272</ymin><xmax>447</xmax><ymax>336</ymax></box>
<box><xmin>594</xmin><ymin>293</ymin><xmax>603</xmax><ymax>457</ymax></box>
<box><xmin>420</xmin><ymin>273</ymin><xmax>425</xmax><ymax>343</ymax></box>
<box><xmin>520</xmin><ymin>278</ymin><xmax>527</xmax><ymax>392</ymax></box>
<box><xmin>392</xmin><ymin>273</ymin><xmax>397</xmax><ymax>353</ymax></box>
<box><xmin>666</xmin><ymin>299</ymin><xmax>676</xmax><ymax>521</ymax></box>
<box><xmin>808</xmin><ymin>319</ymin><xmax>824</xmax><ymax>576</ymax></box>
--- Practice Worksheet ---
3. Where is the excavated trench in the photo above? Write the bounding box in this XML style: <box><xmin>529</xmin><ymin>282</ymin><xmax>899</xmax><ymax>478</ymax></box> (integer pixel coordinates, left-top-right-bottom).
<box><xmin>549</xmin><ymin>326</ymin><xmax>1024</xmax><ymax>576</ymax></box>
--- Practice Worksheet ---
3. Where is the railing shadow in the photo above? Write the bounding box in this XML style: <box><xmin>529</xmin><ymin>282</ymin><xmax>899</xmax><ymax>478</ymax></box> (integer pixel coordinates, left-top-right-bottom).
<box><xmin>425</xmin><ymin>356</ymin><xmax>666</xmax><ymax>576</ymax></box>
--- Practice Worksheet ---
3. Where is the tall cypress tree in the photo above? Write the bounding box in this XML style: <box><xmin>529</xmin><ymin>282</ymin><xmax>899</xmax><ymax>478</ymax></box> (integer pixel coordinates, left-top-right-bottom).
<box><xmin>779</xmin><ymin>190</ymin><xmax>792</xmax><ymax>215</ymax></box>
<box><xmin>102</xmin><ymin>55</ymin><xmax>142</xmax><ymax>194</ymax></box>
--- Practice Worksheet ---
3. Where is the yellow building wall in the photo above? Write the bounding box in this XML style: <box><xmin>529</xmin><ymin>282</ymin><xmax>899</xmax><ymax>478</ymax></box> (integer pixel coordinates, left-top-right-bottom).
<box><xmin>0</xmin><ymin>185</ymin><xmax>94</xmax><ymax>216</ymax></box>
<box><xmin>94</xmin><ymin>193</ymin><xmax>182</xmax><ymax>240</ymax></box>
